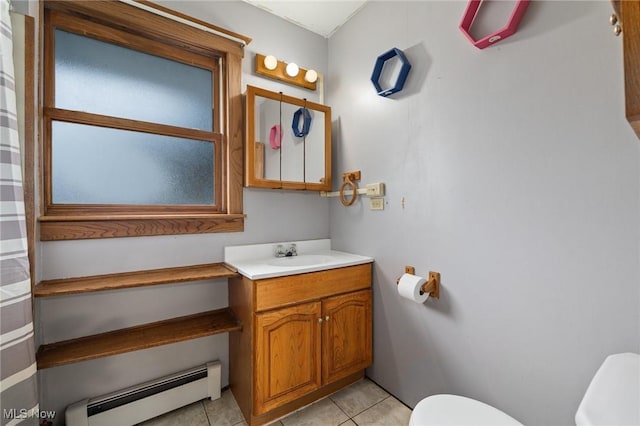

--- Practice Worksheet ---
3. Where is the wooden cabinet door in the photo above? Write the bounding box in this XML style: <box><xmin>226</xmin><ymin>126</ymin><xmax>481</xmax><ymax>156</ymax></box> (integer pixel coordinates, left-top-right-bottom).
<box><xmin>254</xmin><ymin>301</ymin><xmax>322</xmax><ymax>415</ymax></box>
<box><xmin>322</xmin><ymin>290</ymin><xmax>372</xmax><ymax>384</ymax></box>
<box><xmin>622</xmin><ymin>0</ymin><xmax>640</xmax><ymax>138</ymax></box>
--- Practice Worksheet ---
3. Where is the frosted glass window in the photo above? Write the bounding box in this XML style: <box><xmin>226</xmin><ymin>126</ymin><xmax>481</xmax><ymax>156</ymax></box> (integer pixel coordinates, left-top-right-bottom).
<box><xmin>54</xmin><ymin>30</ymin><xmax>213</xmax><ymax>131</ymax></box>
<box><xmin>51</xmin><ymin>121</ymin><xmax>214</xmax><ymax>205</ymax></box>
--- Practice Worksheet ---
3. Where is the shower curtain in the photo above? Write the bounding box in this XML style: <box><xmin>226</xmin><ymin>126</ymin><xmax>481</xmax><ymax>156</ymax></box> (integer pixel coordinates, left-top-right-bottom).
<box><xmin>0</xmin><ymin>0</ymin><xmax>39</xmax><ymax>424</ymax></box>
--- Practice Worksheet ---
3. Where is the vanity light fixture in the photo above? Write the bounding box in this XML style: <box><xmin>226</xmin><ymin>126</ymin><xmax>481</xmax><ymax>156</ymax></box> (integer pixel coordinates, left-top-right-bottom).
<box><xmin>285</xmin><ymin>62</ymin><xmax>299</xmax><ymax>77</ymax></box>
<box><xmin>304</xmin><ymin>69</ymin><xmax>318</xmax><ymax>84</ymax></box>
<box><xmin>255</xmin><ymin>53</ymin><xmax>317</xmax><ymax>91</ymax></box>
<box><xmin>263</xmin><ymin>54</ymin><xmax>278</xmax><ymax>70</ymax></box>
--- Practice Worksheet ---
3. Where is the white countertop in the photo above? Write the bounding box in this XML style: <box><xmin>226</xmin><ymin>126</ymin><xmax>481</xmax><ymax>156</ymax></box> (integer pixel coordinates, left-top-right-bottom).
<box><xmin>224</xmin><ymin>239</ymin><xmax>373</xmax><ymax>280</ymax></box>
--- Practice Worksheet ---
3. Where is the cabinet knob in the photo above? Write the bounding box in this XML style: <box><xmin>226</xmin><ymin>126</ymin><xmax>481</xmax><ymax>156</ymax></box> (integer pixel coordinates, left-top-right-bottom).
<box><xmin>317</xmin><ymin>318</ymin><xmax>323</xmax><ymax>323</ymax></box>
<box><xmin>610</xmin><ymin>13</ymin><xmax>618</xmax><ymax>25</ymax></box>
<box><xmin>325</xmin><ymin>316</ymin><xmax>330</xmax><ymax>321</ymax></box>
<box><xmin>614</xmin><ymin>24</ymin><xmax>622</xmax><ymax>36</ymax></box>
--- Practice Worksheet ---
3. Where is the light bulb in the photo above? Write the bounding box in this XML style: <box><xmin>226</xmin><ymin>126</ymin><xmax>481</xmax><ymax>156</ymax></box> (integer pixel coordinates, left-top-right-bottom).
<box><xmin>263</xmin><ymin>55</ymin><xmax>277</xmax><ymax>70</ymax></box>
<box><xmin>286</xmin><ymin>62</ymin><xmax>299</xmax><ymax>77</ymax></box>
<box><xmin>304</xmin><ymin>69</ymin><xmax>318</xmax><ymax>83</ymax></box>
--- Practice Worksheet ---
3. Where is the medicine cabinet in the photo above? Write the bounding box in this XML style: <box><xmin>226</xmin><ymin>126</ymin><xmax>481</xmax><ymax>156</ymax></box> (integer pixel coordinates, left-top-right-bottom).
<box><xmin>245</xmin><ymin>85</ymin><xmax>331</xmax><ymax>190</ymax></box>
<box><xmin>620</xmin><ymin>0</ymin><xmax>640</xmax><ymax>139</ymax></box>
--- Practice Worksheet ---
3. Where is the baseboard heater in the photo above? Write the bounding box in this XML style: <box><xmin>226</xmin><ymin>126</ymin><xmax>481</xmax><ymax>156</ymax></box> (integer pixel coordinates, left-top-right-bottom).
<box><xmin>66</xmin><ymin>361</ymin><xmax>221</xmax><ymax>426</ymax></box>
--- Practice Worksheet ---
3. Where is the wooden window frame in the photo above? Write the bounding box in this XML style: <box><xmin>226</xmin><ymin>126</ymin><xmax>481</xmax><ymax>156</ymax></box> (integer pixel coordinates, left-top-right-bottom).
<box><xmin>38</xmin><ymin>1</ymin><xmax>249</xmax><ymax>240</ymax></box>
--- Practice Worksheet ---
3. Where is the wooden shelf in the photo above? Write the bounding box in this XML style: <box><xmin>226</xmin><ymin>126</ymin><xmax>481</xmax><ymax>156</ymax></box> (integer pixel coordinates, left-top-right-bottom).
<box><xmin>36</xmin><ymin>308</ymin><xmax>242</xmax><ymax>369</ymax></box>
<box><xmin>35</xmin><ymin>264</ymin><xmax>243</xmax><ymax>369</ymax></box>
<box><xmin>34</xmin><ymin>262</ymin><xmax>238</xmax><ymax>297</ymax></box>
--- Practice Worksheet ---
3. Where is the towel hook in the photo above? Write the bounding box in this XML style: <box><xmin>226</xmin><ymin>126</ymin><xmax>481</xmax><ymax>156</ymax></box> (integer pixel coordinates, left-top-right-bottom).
<box><xmin>340</xmin><ymin>170</ymin><xmax>361</xmax><ymax>206</ymax></box>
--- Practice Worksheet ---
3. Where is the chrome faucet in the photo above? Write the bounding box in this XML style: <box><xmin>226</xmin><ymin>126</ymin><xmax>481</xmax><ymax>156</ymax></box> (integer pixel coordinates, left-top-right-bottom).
<box><xmin>275</xmin><ymin>243</ymin><xmax>298</xmax><ymax>257</ymax></box>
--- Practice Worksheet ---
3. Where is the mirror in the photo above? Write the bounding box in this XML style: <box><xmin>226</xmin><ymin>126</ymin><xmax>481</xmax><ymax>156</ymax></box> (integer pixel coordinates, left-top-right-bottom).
<box><xmin>280</xmin><ymin>101</ymin><xmax>304</xmax><ymax>183</ymax></box>
<box><xmin>304</xmin><ymin>108</ymin><xmax>326</xmax><ymax>185</ymax></box>
<box><xmin>246</xmin><ymin>85</ymin><xmax>331</xmax><ymax>190</ymax></box>
<box><xmin>253</xmin><ymin>95</ymin><xmax>281</xmax><ymax>182</ymax></box>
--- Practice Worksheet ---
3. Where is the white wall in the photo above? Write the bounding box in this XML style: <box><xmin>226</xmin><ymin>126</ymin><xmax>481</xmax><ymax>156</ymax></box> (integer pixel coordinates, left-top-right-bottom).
<box><xmin>36</xmin><ymin>2</ymin><xmax>329</xmax><ymax>421</ymax></box>
<box><xmin>327</xmin><ymin>1</ymin><xmax>639</xmax><ymax>425</ymax></box>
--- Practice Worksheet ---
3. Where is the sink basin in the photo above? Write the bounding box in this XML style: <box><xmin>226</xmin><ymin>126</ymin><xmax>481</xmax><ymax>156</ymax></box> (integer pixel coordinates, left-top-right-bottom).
<box><xmin>267</xmin><ymin>255</ymin><xmax>332</xmax><ymax>267</ymax></box>
<box><xmin>225</xmin><ymin>240</ymin><xmax>373</xmax><ymax>279</ymax></box>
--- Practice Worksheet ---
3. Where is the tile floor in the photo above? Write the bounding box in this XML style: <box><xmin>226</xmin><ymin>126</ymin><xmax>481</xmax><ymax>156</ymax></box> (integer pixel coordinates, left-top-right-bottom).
<box><xmin>141</xmin><ymin>378</ymin><xmax>411</xmax><ymax>426</ymax></box>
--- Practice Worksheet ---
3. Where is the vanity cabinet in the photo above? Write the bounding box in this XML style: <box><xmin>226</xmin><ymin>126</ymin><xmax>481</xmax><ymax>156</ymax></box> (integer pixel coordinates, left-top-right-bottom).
<box><xmin>321</xmin><ymin>290</ymin><xmax>372</xmax><ymax>384</ymax></box>
<box><xmin>245</xmin><ymin>85</ymin><xmax>332</xmax><ymax>190</ymax></box>
<box><xmin>255</xmin><ymin>301</ymin><xmax>322</xmax><ymax>414</ymax></box>
<box><xmin>229</xmin><ymin>264</ymin><xmax>372</xmax><ymax>426</ymax></box>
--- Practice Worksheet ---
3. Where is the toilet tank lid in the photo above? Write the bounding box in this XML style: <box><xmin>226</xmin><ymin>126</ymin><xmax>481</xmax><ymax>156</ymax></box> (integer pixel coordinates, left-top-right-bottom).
<box><xmin>575</xmin><ymin>352</ymin><xmax>640</xmax><ymax>426</ymax></box>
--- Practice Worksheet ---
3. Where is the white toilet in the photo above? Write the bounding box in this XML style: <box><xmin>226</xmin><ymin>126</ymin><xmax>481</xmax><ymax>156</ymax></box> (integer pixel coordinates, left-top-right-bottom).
<box><xmin>410</xmin><ymin>394</ymin><xmax>523</xmax><ymax>426</ymax></box>
<box><xmin>409</xmin><ymin>353</ymin><xmax>639</xmax><ymax>426</ymax></box>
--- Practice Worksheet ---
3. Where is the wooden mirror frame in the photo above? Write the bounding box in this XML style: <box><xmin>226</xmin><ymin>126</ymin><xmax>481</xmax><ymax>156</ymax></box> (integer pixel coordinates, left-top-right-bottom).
<box><xmin>245</xmin><ymin>85</ymin><xmax>331</xmax><ymax>191</ymax></box>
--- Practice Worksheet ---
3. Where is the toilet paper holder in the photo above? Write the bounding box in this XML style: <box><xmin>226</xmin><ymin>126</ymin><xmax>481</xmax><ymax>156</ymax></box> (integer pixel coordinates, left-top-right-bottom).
<box><xmin>397</xmin><ymin>266</ymin><xmax>440</xmax><ymax>299</ymax></box>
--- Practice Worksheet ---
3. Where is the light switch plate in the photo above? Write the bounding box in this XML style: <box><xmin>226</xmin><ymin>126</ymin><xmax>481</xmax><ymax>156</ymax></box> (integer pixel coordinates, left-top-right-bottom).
<box><xmin>370</xmin><ymin>197</ymin><xmax>384</xmax><ymax>210</ymax></box>
<box><xmin>366</xmin><ymin>182</ymin><xmax>385</xmax><ymax>197</ymax></box>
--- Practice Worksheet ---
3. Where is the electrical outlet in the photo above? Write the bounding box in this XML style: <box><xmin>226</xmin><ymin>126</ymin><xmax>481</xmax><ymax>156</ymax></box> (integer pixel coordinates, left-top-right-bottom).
<box><xmin>370</xmin><ymin>197</ymin><xmax>384</xmax><ymax>210</ymax></box>
<box><xmin>366</xmin><ymin>182</ymin><xmax>385</xmax><ymax>197</ymax></box>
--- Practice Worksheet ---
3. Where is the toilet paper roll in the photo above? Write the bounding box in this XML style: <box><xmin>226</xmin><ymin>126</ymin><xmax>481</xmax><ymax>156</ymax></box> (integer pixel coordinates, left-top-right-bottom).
<box><xmin>397</xmin><ymin>273</ymin><xmax>430</xmax><ymax>303</ymax></box>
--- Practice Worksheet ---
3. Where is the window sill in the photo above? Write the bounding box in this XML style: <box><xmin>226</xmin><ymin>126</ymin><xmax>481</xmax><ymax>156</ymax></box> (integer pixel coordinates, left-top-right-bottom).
<box><xmin>39</xmin><ymin>213</ymin><xmax>245</xmax><ymax>240</ymax></box>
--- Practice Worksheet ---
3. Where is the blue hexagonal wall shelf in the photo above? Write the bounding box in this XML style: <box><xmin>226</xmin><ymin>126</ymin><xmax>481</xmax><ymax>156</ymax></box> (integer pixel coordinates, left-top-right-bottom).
<box><xmin>370</xmin><ymin>48</ymin><xmax>412</xmax><ymax>97</ymax></box>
